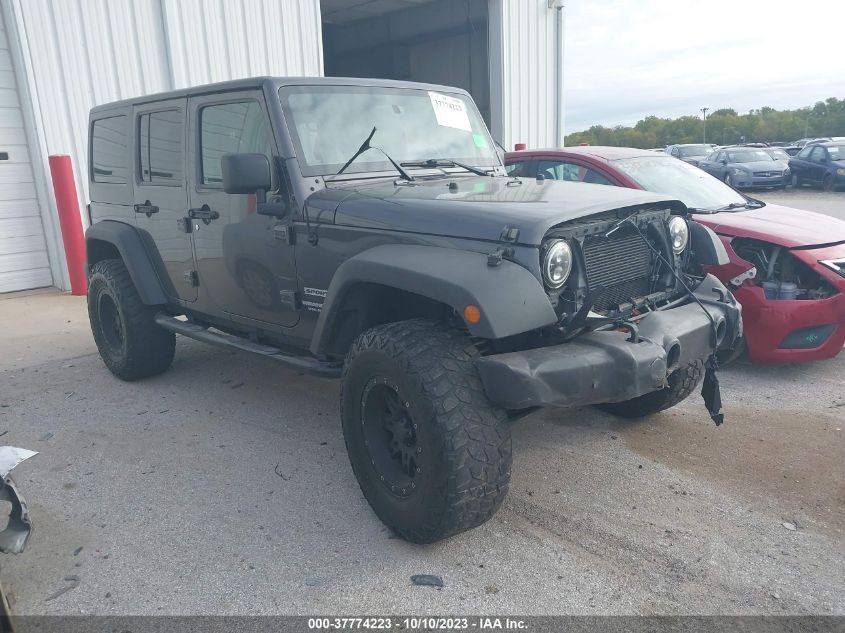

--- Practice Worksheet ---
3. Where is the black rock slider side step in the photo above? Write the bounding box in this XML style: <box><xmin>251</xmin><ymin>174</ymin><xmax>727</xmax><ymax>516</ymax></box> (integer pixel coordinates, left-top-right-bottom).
<box><xmin>154</xmin><ymin>314</ymin><xmax>342</xmax><ymax>378</ymax></box>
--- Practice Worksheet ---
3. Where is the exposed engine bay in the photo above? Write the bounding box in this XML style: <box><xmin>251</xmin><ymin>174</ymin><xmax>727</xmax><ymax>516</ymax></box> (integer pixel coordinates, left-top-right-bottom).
<box><xmin>731</xmin><ymin>238</ymin><xmax>838</xmax><ymax>300</ymax></box>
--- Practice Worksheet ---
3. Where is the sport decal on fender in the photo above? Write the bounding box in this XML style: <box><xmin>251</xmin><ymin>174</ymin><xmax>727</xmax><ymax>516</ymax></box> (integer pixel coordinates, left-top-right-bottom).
<box><xmin>302</xmin><ymin>287</ymin><xmax>327</xmax><ymax>313</ymax></box>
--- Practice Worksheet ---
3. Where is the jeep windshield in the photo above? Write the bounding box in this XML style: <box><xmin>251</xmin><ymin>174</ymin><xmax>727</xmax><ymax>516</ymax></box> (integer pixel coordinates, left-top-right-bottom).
<box><xmin>612</xmin><ymin>155</ymin><xmax>757</xmax><ymax>213</ymax></box>
<box><xmin>279</xmin><ymin>85</ymin><xmax>498</xmax><ymax>178</ymax></box>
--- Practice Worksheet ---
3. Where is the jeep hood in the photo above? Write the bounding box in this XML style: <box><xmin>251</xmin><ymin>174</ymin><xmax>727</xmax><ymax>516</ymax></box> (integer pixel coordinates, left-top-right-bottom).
<box><xmin>320</xmin><ymin>177</ymin><xmax>683</xmax><ymax>246</ymax></box>
<box><xmin>693</xmin><ymin>203</ymin><xmax>845</xmax><ymax>249</ymax></box>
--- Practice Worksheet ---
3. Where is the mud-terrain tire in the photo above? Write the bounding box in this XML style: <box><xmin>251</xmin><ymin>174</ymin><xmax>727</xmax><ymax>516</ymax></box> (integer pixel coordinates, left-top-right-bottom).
<box><xmin>340</xmin><ymin>319</ymin><xmax>512</xmax><ymax>543</ymax></box>
<box><xmin>595</xmin><ymin>359</ymin><xmax>704</xmax><ymax>419</ymax></box>
<box><xmin>88</xmin><ymin>258</ymin><xmax>175</xmax><ymax>381</ymax></box>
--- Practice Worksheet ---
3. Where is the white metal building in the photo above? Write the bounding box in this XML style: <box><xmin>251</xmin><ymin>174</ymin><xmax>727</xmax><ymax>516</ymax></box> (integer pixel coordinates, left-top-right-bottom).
<box><xmin>0</xmin><ymin>0</ymin><xmax>564</xmax><ymax>293</ymax></box>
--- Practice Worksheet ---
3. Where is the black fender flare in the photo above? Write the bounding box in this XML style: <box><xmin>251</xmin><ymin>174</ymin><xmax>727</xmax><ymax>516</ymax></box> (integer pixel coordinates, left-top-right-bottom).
<box><xmin>310</xmin><ymin>244</ymin><xmax>558</xmax><ymax>356</ymax></box>
<box><xmin>689</xmin><ymin>222</ymin><xmax>729</xmax><ymax>266</ymax></box>
<box><xmin>85</xmin><ymin>221</ymin><xmax>169</xmax><ymax>305</ymax></box>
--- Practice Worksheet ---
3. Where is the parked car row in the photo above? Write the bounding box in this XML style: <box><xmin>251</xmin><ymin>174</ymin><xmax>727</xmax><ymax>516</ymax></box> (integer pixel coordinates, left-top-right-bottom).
<box><xmin>657</xmin><ymin>138</ymin><xmax>844</xmax><ymax>192</ymax></box>
<box><xmin>506</xmin><ymin>146</ymin><xmax>845</xmax><ymax>365</ymax></box>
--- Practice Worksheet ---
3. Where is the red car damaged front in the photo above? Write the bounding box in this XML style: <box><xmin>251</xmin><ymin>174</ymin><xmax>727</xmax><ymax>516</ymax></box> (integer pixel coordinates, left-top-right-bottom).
<box><xmin>695</xmin><ymin>205</ymin><xmax>845</xmax><ymax>363</ymax></box>
<box><xmin>504</xmin><ymin>147</ymin><xmax>845</xmax><ymax>364</ymax></box>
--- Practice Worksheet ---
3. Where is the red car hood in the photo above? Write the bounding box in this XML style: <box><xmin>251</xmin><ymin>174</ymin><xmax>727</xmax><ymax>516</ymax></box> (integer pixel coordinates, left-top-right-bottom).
<box><xmin>693</xmin><ymin>203</ymin><xmax>845</xmax><ymax>248</ymax></box>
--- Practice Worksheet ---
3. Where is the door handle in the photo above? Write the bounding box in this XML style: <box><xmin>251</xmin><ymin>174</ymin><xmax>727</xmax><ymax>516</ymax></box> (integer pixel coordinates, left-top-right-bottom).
<box><xmin>134</xmin><ymin>200</ymin><xmax>159</xmax><ymax>217</ymax></box>
<box><xmin>188</xmin><ymin>204</ymin><xmax>219</xmax><ymax>224</ymax></box>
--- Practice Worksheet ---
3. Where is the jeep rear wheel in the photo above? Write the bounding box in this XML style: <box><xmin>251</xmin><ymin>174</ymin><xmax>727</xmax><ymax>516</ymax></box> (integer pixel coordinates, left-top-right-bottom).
<box><xmin>595</xmin><ymin>359</ymin><xmax>704</xmax><ymax>419</ymax></box>
<box><xmin>340</xmin><ymin>319</ymin><xmax>511</xmax><ymax>543</ymax></box>
<box><xmin>88</xmin><ymin>259</ymin><xmax>175</xmax><ymax>381</ymax></box>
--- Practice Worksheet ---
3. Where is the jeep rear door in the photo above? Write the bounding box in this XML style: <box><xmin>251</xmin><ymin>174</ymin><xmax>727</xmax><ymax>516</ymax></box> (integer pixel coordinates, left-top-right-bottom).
<box><xmin>132</xmin><ymin>98</ymin><xmax>197</xmax><ymax>302</ymax></box>
<box><xmin>186</xmin><ymin>91</ymin><xmax>299</xmax><ymax>327</ymax></box>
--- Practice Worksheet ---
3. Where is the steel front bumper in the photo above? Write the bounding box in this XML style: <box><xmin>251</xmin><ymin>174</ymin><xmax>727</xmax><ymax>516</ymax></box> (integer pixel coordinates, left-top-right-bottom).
<box><xmin>475</xmin><ymin>275</ymin><xmax>741</xmax><ymax>410</ymax></box>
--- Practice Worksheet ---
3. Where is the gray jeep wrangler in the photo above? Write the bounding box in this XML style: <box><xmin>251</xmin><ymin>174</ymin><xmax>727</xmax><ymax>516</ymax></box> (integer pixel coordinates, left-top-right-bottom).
<box><xmin>85</xmin><ymin>77</ymin><xmax>741</xmax><ymax>543</ymax></box>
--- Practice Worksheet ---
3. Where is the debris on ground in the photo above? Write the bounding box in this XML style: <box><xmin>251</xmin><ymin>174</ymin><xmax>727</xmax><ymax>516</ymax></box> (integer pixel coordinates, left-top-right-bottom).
<box><xmin>45</xmin><ymin>576</ymin><xmax>80</xmax><ymax>602</ymax></box>
<box><xmin>782</xmin><ymin>522</ymin><xmax>797</xmax><ymax>531</ymax></box>
<box><xmin>38</xmin><ymin>433</ymin><xmax>53</xmax><ymax>442</ymax></box>
<box><xmin>273</xmin><ymin>463</ymin><xmax>289</xmax><ymax>481</ymax></box>
<box><xmin>411</xmin><ymin>574</ymin><xmax>444</xmax><ymax>588</ymax></box>
<box><xmin>305</xmin><ymin>578</ymin><xmax>321</xmax><ymax>587</ymax></box>
<box><xmin>0</xmin><ymin>446</ymin><xmax>38</xmax><ymax>553</ymax></box>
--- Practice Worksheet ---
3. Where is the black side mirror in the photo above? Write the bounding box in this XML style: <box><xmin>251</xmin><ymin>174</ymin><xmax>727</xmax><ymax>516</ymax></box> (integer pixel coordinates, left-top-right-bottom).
<box><xmin>720</xmin><ymin>159</ymin><xmax>727</xmax><ymax>165</ymax></box>
<box><xmin>222</xmin><ymin>153</ymin><xmax>271</xmax><ymax>196</ymax></box>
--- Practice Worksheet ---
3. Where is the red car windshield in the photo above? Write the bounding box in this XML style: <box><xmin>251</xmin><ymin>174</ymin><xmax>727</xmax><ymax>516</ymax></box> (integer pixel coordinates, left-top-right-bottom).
<box><xmin>612</xmin><ymin>155</ymin><xmax>749</xmax><ymax>212</ymax></box>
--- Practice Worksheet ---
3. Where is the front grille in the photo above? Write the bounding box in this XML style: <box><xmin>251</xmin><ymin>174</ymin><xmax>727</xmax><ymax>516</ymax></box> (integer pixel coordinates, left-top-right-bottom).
<box><xmin>582</xmin><ymin>227</ymin><xmax>653</xmax><ymax>312</ymax></box>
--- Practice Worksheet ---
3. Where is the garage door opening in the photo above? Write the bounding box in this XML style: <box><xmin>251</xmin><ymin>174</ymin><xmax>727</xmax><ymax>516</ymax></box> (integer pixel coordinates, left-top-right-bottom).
<box><xmin>321</xmin><ymin>0</ymin><xmax>491</xmax><ymax>126</ymax></box>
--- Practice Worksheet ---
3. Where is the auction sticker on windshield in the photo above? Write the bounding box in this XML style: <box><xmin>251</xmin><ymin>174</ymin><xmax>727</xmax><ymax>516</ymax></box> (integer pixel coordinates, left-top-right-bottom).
<box><xmin>429</xmin><ymin>92</ymin><xmax>472</xmax><ymax>132</ymax></box>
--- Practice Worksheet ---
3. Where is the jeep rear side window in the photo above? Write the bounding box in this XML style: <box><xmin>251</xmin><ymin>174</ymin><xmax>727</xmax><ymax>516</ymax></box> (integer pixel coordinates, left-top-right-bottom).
<box><xmin>200</xmin><ymin>101</ymin><xmax>272</xmax><ymax>186</ymax></box>
<box><xmin>91</xmin><ymin>116</ymin><xmax>129</xmax><ymax>183</ymax></box>
<box><xmin>138</xmin><ymin>110</ymin><xmax>184</xmax><ymax>185</ymax></box>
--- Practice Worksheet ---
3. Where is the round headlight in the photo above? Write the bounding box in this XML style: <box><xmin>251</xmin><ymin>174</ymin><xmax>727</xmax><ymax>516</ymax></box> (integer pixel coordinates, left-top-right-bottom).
<box><xmin>543</xmin><ymin>240</ymin><xmax>573</xmax><ymax>288</ymax></box>
<box><xmin>668</xmin><ymin>216</ymin><xmax>689</xmax><ymax>254</ymax></box>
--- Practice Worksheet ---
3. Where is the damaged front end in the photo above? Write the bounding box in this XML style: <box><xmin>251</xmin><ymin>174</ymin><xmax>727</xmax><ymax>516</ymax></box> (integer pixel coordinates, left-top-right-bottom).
<box><xmin>475</xmin><ymin>206</ymin><xmax>742</xmax><ymax>423</ymax></box>
<box><xmin>0</xmin><ymin>447</ymin><xmax>37</xmax><ymax>555</ymax></box>
<box><xmin>720</xmin><ymin>238</ymin><xmax>845</xmax><ymax>363</ymax></box>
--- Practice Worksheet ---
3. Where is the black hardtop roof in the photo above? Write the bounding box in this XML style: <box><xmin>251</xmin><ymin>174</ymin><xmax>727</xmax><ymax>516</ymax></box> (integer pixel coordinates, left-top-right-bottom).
<box><xmin>90</xmin><ymin>76</ymin><xmax>471</xmax><ymax>115</ymax></box>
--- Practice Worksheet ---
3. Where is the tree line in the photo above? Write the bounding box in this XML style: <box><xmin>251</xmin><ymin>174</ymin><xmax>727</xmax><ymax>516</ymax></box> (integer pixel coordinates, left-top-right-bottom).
<box><xmin>564</xmin><ymin>97</ymin><xmax>845</xmax><ymax>148</ymax></box>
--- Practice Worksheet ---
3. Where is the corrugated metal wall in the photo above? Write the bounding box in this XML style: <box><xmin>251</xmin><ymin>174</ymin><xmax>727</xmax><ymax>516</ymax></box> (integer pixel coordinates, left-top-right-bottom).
<box><xmin>488</xmin><ymin>0</ymin><xmax>557</xmax><ymax>150</ymax></box>
<box><xmin>4</xmin><ymin>0</ymin><xmax>323</xmax><ymax>289</ymax></box>
<box><xmin>0</xmin><ymin>6</ymin><xmax>52</xmax><ymax>292</ymax></box>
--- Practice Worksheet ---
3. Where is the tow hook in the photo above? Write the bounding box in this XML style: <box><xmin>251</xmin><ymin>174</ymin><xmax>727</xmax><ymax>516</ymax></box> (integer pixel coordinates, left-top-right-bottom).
<box><xmin>701</xmin><ymin>355</ymin><xmax>724</xmax><ymax>426</ymax></box>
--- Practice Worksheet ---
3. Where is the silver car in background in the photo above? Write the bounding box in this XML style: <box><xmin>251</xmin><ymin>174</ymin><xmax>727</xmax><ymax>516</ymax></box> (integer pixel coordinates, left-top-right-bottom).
<box><xmin>665</xmin><ymin>143</ymin><xmax>714</xmax><ymax>167</ymax></box>
<box><xmin>698</xmin><ymin>147</ymin><xmax>789</xmax><ymax>189</ymax></box>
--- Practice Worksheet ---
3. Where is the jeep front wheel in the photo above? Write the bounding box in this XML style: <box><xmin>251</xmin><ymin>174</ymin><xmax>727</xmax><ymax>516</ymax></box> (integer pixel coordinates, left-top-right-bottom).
<box><xmin>88</xmin><ymin>259</ymin><xmax>175</xmax><ymax>381</ymax></box>
<box><xmin>595</xmin><ymin>359</ymin><xmax>704</xmax><ymax>419</ymax></box>
<box><xmin>340</xmin><ymin>319</ymin><xmax>512</xmax><ymax>543</ymax></box>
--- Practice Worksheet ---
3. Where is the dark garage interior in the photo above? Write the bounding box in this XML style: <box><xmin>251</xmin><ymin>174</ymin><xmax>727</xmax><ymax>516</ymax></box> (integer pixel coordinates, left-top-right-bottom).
<box><xmin>320</xmin><ymin>0</ymin><xmax>491</xmax><ymax>125</ymax></box>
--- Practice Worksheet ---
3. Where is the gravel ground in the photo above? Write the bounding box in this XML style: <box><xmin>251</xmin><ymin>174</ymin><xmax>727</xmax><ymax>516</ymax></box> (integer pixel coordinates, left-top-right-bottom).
<box><xmin>0</xmin><ymin>192</ymin><xmax>842</xmax><ymax>617</ymax></box>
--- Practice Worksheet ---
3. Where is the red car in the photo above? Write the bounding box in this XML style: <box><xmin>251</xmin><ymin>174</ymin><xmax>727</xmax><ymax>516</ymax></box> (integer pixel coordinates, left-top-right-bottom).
<box><xmin>505</xmin><ymin>147</ymin><xmax>845</xmax><ymax>363</ymax></box>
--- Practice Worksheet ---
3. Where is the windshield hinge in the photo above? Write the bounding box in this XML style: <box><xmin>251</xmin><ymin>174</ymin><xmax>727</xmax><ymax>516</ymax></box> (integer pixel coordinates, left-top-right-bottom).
<box><xmin>499</xmin><ymin>226</ymin><xmax>520</xmax><ymax>243</ymax></box>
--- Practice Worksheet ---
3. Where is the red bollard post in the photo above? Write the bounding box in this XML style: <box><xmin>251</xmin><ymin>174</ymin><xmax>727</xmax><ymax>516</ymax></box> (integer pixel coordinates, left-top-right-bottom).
<box><xmin>48</xmin><ymin>155</ymin><xmax>87</xmax><ymax>296</ymax></box>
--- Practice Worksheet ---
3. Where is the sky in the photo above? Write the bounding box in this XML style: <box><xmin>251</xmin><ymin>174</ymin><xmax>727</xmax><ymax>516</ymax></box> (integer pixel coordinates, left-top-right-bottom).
<box><xmin>563</xmin><ymin>0</ymin><xmax>845</xmax><ymax>133</ymax></box>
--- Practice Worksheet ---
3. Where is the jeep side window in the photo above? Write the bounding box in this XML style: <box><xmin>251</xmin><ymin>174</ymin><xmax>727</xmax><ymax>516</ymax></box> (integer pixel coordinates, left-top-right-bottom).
<box><xmin>138</xmin><ymin>110</ymin><xmax>184</xmax><ymax>185</ymax></box>
<box><xmin>91</xmin><ymin>116</ymin><xmax>129</xmax><ymax>183</ymax></box>
<box><xmin>200</xmin><ymin>102</ymin><xmax>273</xmax><ymax>186</ymax></box>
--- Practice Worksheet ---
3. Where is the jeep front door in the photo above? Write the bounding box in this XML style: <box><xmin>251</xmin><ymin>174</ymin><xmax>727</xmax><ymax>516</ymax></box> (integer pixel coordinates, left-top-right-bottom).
<box><xmin>187</xmin><ymin>92</ymin><xmax>298</xmax><ymax>327</ymax></box>
<box><xmin>132</xmin><ymin>99</ymin><xmax>197</xmax><ymax>302</ymax></box>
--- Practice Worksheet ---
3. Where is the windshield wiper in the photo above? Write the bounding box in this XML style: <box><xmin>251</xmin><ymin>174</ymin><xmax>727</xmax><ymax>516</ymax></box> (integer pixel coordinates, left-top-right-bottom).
<box><xmin>333</xmin><ymin>126</ymin><xmax>414</xmax><ymax>182</ymax></box>
<box><xmin>713</xmin><ymin>198</ymin><xmax>766</xmax><ymax>212</ymax></box>
<box><xmin>400</xmin><ymin>158</ymin><xmax>493</xmax><ymax>177</ymax></box>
